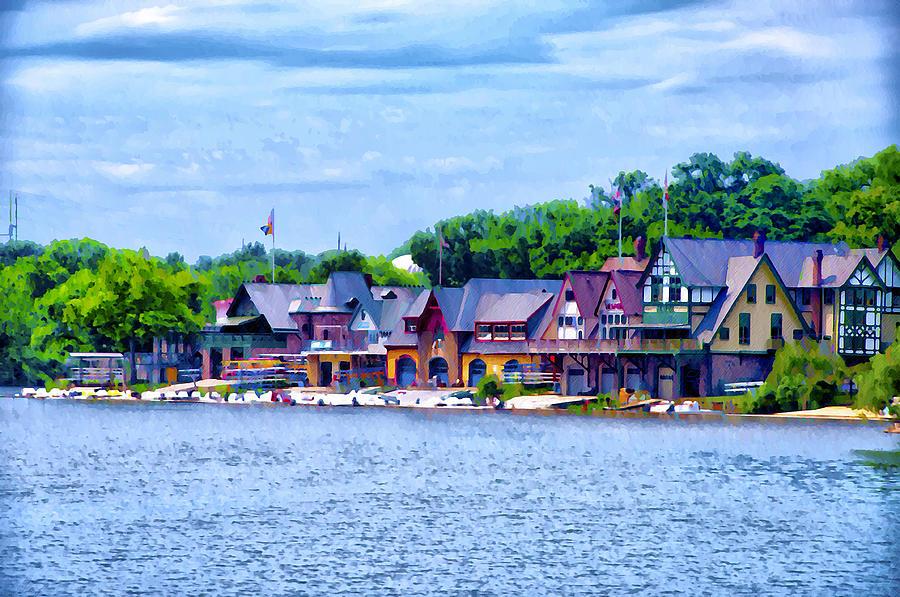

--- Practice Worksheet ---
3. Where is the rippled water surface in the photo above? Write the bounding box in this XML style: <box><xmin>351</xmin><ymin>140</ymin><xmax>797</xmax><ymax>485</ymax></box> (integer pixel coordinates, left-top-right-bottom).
<box><xmin>1</xmin><ymin>393</ymin><xmax>898</xmax><ymax>595</ymax></box>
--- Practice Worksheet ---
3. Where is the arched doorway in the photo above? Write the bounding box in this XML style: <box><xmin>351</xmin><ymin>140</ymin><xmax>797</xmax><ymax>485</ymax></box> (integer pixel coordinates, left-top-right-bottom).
<box><xmin>502</xmin><ymin>359</ymin><xmax>519</xmax><ymax>382</ymax></box>
<box><xmin>397</xmin><ymin>356</ymin><xmax>417</xmax><ymax>387</ymax></box>
<box><xmin>468</xmin><ymin>359</ymin><xmax>486</xmax><ymax>387</ymax></box>
<box><xmin>429</xmin><ymin>357</ymin><xmax>449</xmax><ymax>386</ymax></box>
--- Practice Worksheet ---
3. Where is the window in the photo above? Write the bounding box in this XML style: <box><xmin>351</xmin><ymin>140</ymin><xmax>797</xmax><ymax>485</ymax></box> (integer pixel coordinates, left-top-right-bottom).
<box><xmin>476</xmin><ymin>324</ymin><xmax>492</xmax><ymax>341</ymax></box>
<box><xmin>800</xmin><ymin>288</ymin><xmax>811</xmax><ymax>306</ymax></box>
<box><xmin>770</xmin><ymin>313</ymin><xmax>783</xmax><ymax>339</ymax></box>
<box><xmin>793</xmin><ymin>329</ymin><xmax>803</xmax><ymax>340</ymax></box>
<box><xmin>612</xmin><ymin>289</ymin><xmax>617</xmax><ymax>300</ymax></box>
<box><xmin>577</xmin><ymin>317</ymin><xmax>584</xmax><ymax>325</ymax></box>
<box><xmin>601</xmin><ymin>328</ymin><xmax>606</xmax><ymax>339</ymax></box>
<box><xmin>565</xmin><ymin>289</ymin><xmax>575</xmax><ymax>301</ymax></box>
<box><xmin>323</xmin><ymin>330</ymin><xmax>330</xmax><ymax>340</ymax></box>
<box><xmin>493</xmin><ymin>324</ymin><xmax>510</xmax><ymax>341</ymax></box>
<box><xmin>601</xmin><ymin>314</ymin><xmax>607</xmax><ymax>324</ymax></box>
<box><xmin>404</xmin><ymin>320</ymin><xmax>416</xmax><ymax>333</ymax></box>
<box><xmin>564</xmin><ymin>316</ymin><xmax>575</xmax><ymax>326</ymax></box>
<box><xmin>747</xmin><ymin>284</ymin><xmax>756</xmax><ymax>304</ymax></box>
<box><xmin>824</xmin><ymin>288</ymin><xmax>834</xmax><ymax>305</ymax></box>
<box><xmin>361</xmin><ymin>311</ymin><xmax>366</xmax><ymax>321</ymax></box>
<box><xmin>614</xmin><ymin>314</ymin><xmax>620</xmax><ymax>324</ymax></box>
<box><xmin>720</xmin><ymin>327</ymin><xmax>730</xmax><ymax>341</ymax></box>
<box><xmin>622</xmin><ymin>316</ymin><xmax>627</xmax><ymax>325</ymax></box>
<box><xmin>739</xmin><ymin>313</ymin><xmax>750</xmax><ymax>345</ymax></box>
<box><xmin>510</xmin><ymin>323</ymin><xmax>527</xmax><ymax>340</ymax></box>
<box><xmin>558</xmin><ymin>316</ymin><xmax>564</xmax><ymax>327</ymax></box>
<box><xmin>765</xmin><ymin>284</ymin><xmax>776</xmax><ymax>304</ymax></box>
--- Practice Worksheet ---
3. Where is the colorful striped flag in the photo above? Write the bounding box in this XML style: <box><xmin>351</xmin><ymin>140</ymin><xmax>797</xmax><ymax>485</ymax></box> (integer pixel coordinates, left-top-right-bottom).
<box><xmin>260</xmin><ymin>209</ymin><xmax>274</xmax><ymax>236</ymax></box>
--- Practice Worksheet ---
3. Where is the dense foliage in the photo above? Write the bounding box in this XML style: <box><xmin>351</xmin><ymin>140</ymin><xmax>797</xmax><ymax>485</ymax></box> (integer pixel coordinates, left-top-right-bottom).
<box><xmin>854</xmin><ymin>341</ymin><xmax>900</xmax><ymax>416</ymax></box>
<box><xmin>745</xmin><ymin>341</ymin><xmax>850</xmax><ymax>414</ymax></box>
<box><xmin>408</xmin><ymin>146</ymin><xmax>900</xmax><ymax>285</ymax></box>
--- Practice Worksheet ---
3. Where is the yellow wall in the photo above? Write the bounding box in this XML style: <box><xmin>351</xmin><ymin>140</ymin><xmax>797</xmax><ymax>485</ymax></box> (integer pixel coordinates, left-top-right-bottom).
<box><xmin>460</xmin><ymin>352</ymin><xmax>541</xmax><ymax>385</ymax></box>
<box><xmin>709</xmin><ymin>263</ymin><xmax>804</xmax><ymax>352</ymax></box>
<box><xmin>306</xmin><ymin>353</ymin><xmax>353</xmax><ymax>386</ymax></box>
<box><xmin>416</xmin><ymin>330</ymin><xmax>461</xmax><ymax>384</ymax></box>
<box><xmin>386</xmin><ymin>348</ymin><xmax>419</xmax><ymax>382</ymax></box>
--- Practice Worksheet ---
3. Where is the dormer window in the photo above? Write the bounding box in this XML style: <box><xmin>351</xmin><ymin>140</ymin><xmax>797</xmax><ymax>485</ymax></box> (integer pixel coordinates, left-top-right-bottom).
<box><xmin>493</xmin><ymin>324</ymin><xmax>510</xmax><ymax>341</ymax></box>
<box><xmin>405</xmin><ymin>320</ymin><xmax>417</xmax><ymax>333</ymax></box>
<box><xmin>477</xmin><ymin>324</ymin><xmax>492</xmax><ymax>340</ymax></box>
<box><xmin>510</xmin><ymin>324</ymin><xmax>527</xmax><ymax>340</ymax></box>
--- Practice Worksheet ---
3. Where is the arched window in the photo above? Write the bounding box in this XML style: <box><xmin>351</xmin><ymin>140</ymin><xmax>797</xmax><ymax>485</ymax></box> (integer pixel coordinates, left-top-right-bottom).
<box><xmin>323</xmin><ymin>330</ymin><xmax>329</xmax><ymax>341</ymax></box>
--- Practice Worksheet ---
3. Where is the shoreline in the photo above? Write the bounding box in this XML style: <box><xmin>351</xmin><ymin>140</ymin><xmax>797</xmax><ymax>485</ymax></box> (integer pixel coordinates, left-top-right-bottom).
<box><xmin>2</xmin><ymin>387</ymin><xmax>894</xmax><ymax>427</ymax></box>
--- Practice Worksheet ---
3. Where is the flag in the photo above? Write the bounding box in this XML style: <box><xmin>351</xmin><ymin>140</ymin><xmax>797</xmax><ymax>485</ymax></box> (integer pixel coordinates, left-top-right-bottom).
<box><xmin>663</xmin><ymin>172</ymin><xmax>668</xmax><ymax>210</ymax></box>
<box><xmin>439</xmin><ymin>228</ymin><xmax>450</xmax><ymax>248</ymax></box>
<box><xmin>260</xmin><ymin>209</ymin><xmax>274</xmax><ymax>235</ymax></box>
<box><xmin>612</xmin><ymin>188</ymin><xmax>621</xmax><ymax>215</ymax></box>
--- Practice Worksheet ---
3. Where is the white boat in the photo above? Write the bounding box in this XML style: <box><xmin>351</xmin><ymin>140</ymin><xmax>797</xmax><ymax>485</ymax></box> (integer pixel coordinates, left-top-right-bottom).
<box><xmin>674</xmin><ymin>401</ymin><xmax>701</xmax><ymax>414</ymax></box>
<box><xmin>649</xmin><ymin>401</ymin><xmax>674</xmax><ymax>414</ymax></box>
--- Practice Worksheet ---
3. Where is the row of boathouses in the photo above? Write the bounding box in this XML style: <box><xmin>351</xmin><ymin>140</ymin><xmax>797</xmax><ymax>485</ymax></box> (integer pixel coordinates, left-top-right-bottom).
<box><xmin>199</xmin><ymin>234</ymin><xmax>900</xmax><ymax>398</ymax></box>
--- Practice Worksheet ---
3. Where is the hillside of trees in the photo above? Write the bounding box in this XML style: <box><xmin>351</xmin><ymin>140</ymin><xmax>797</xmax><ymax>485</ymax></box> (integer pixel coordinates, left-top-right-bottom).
<box><xmin>0</xmin><ymin>145</ymin><xmax>897</xmax><ymax>384</ymax></box>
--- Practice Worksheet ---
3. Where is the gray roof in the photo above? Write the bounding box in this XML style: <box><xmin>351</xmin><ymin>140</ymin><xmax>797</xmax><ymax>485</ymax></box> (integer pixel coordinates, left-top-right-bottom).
<box><xmin>693</xmin><ymin>256</ymin><xmax>759</xmax><ymax>343</ymax></box>
<box><xmin>228</xmin><ymin>283</ymin><xmax>312</xmax><ymax>331</ymax></box>
<box><xmin>567</xmin><ymin>271</ymin><xmax>608</xmax><ymax>318</ymax></box>
<box><xmin>664</xmin><ymin>237</ymin><xmax>850</xmax><ymax>288</ymax></box>
<box><xmin>452</xmin><ymin>279</ymin><xmax>563</xmax><ymax>331</ymax></box>
<box><xmin>474</xmin><ymin>292</ymin><xmax>553</xmax><ymax>323</ymax></box>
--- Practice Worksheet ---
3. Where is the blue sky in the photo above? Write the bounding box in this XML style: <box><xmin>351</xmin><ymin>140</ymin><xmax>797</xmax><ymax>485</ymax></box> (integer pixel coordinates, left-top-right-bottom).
<box><xmin>1</xmin><ymin>0</ymin><xmax>897</xmax><ymax>261</ymax></box>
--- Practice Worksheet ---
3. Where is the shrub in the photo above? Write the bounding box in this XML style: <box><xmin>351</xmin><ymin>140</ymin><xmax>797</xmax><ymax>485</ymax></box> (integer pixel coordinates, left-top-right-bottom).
<box><xmin>501</xmin><ymin>382</ymin><xmax>524</xmax><ymax>402</ymax></box>
<box><xmin>476</xmin><ymin>375</ymin><xmax>503</xmax><ymax>400</ymax></box>
<box><xmin>745</xmin><ymin>341</ymin><xmax>849</xmax><ymax>414</ymax></box>
<box><xmin>855</xmin><ymin>341</ymin><xmax>900</xmax><ymax>415</ymax></box>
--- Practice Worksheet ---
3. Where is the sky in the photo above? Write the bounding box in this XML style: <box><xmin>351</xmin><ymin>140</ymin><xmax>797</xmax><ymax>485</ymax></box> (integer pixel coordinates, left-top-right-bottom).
<box><xmin>1</xmin><ymin>0</ymin><xmax>898</xmax><ymax>261</ymax></box>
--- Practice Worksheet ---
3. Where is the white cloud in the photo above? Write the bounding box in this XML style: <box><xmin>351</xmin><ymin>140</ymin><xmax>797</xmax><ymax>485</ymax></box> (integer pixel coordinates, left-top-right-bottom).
<box><xmin>77</xmin><ymin>5</ymin><xmax>184</xmax><ymax>35</ymax></box>
<box><xmin>723</xmin><ymin>27</ymin><xmax>836</xmax><ymax>59</ymax></box>
<box><xmin>363</xmin><ymin>151</ymin><xmax>382</xmax><ymax>161</ymax></box>
<box><xmin>94</xmin><ymin>161</ymin><xmax>155</xmax><ymax>179</ymax></box>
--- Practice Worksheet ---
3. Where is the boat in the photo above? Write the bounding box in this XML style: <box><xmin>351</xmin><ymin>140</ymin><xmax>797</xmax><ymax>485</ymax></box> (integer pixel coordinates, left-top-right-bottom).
<box><xmin>885</xmin><ymin>422</ymin><xmax>900</xmax><ymax>434</ymax></box>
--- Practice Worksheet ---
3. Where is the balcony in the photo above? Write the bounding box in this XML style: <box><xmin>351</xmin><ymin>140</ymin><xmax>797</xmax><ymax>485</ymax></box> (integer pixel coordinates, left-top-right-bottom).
<box><xmin>526</xmin><ymin>338</ymin><xmax>701</xmax><ymax>354</ymax></box>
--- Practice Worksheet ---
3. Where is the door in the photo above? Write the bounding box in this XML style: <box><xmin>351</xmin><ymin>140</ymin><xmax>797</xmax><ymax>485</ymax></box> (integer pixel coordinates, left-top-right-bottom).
<box><xmin>429</xmin><ymin>357</ymin><xmax>449</xmax><ymax>386</ymax></box>
<box><xmin>468</xmin><ymin>359</ymin><xmax>486</xmax><ymax>387</ymax></box>
<box><xmin>600</xmin><ymin>367</ymin><xmax>616</xmax><ymax>394</ymax></box>
<box><xmin>658</xmin><ymin>366</ymin><xmax>675</xmax><ymax>400</ymax></box>
<box><xmin>320</xmin><ymin>361</ymin><xmax>333</xmax><ymax>387</ymax></box>
<box><xmin>625</xmin><ymin>367</ymin><xmax>642</xmax><ymax>392</ymax></box>
<box><xmin>397</xmin><ymin>356</ymin><xmax>416</xmax><ymax>387</ymax></box>
<box><xmin>566</xmin><ymin>368</ymin><xmax>586</xmax><ymax>396</ymax></box>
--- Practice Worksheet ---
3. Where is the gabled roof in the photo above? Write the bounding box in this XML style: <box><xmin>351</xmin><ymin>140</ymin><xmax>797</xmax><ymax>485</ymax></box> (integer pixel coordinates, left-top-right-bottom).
<box><xmin>694</xmin><ymin>254</ymin><xmax>811</xmax><ymax>344</ymax></box>
<box><xmin>474</xmin><ymin>292</ymin><xmax>554</xmax><ymax>323</ymax></box>
<box><xmin>565</xmin><ymin>271</ymin><xmax>608</xmax><ymax>318</ymax></box>
<box><xmin>609</xmin><ymin>270</ymin><xmax>643</xmax><ymax>316</ymax></box>
<box><xmin>453</xmin><ymin>279</ymin><xmax>562</xmax><ymax>331</ymax></box>
<box><xmin>227</xmin><ymin>283</ymin><xmax>310</xmax><ymax>331</ymax></box>
<box><xmin>663</xmin><ymin>237</ymin><xmax>850</xmax><ymax>288</ymax></box>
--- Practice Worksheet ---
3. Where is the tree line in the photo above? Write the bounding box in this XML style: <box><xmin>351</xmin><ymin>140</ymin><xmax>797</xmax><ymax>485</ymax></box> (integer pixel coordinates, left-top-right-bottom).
<box><xmin>407</xmin><ymin>145</ymin><xmax>900</xmax><ymax>285</ymax></box>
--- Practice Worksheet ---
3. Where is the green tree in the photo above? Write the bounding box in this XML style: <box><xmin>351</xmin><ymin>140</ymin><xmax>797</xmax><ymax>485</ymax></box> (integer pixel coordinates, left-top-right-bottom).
<box><xmin>305</xmin><ymin>250</ymin><xmax>368</xmax><ymax>284</ymax></box>
<box><xmin>829</xmin><ymin>145</ymin><xmax>900</xmax><ymax>248</ymax></box>
<box><xmin>54</xmin><ymin>249</ymin><xmax>206</xmax><ymax>384</ymax></box>
<box><xmin>855</xmin><ymin>340</ymin><xmax>900</xmax><ymax>415</ymax></box>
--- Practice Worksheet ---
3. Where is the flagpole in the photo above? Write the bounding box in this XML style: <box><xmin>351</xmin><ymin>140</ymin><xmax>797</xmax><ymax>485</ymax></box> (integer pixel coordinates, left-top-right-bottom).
<box><xmin>664</xmin><ymin>171</ymin><xmax>669</xmax><ymax>239</ymax></box>
<box><xmin>438</xmin><ymin>229</ymin><xmax>443</xmax><ymax>287</ymax></box>
<box><xmin>271</xmin><ymin>208</ymin><xmax>275</xmax><ymax>284</ymax></box>
<box><xmin>618</xmin><ymin>208</ymin><xmax>622</xmax><ymax>261</ymax></box>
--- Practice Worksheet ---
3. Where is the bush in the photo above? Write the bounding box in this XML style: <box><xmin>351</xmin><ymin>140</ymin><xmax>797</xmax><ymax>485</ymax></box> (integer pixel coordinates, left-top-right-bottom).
<box><xmin>501</xmin><ymin>382</ymin><xmax>524</xmax><ymax>402</ymax></box>
<box><xmin>476</xmin><ymin>374</ymin><xmax>504</xmax><ymax>400</ymax></box>
<box><xmin>855</xmin><ymin>341</ymin><xmax>900</xmax><ymax>415</ymax></box>
<box><xmin>745</xmin><ymin>341</ymin><xmax>849</xmax><ymax>414</ymax></box>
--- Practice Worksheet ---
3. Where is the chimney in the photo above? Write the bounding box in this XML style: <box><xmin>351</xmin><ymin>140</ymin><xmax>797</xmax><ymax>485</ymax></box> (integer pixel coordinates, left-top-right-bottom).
<box><xmin>878</xmin><ymin>235</ymin><xmax>885</xmax><ymax>252</ymax></box>
<box><xmin>363</xmin><ymin>273</ymin><xmax>374</xmax><ymax>288</ymax></box>
<box><xmin>814</xmin><ymin>250</ymin><xmax>823</xmax><ymax>286</ymax></box>
<box><xmin>633</xmin><ymin>236</ymin><xmax>646</xmax><ymax>261</ymax></box>
<box><xmin>753</xmin><ymin>231</ymin><xmax>766</xmax><ymax>258</ymax></box>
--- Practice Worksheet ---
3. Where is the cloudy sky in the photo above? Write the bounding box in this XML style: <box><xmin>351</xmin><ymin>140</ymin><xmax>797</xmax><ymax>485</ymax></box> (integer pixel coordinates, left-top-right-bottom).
<box><xmin>1</xmin><ymin>0</ymin><xmax>897</xmax><ymax>260</ymax></box>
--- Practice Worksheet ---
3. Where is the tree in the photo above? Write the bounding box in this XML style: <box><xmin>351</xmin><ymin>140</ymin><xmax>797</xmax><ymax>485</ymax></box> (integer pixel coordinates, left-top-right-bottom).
<box><xmin>855</xmin><ymin>340</ymin><xmax>900</xmax><ymax>415</ymax></box>
<box><xmin>305</xmin><ymin>250</ymin><xmax>368</xmax><ymax>284</ymax></box>
<box><xmin>828</xmin><ymin>145</ymin><xmax>900</xmax><ymax>248</ymax></box>
<box><xmin>55</xmin><ymin>249</ymin><xmax>206</xmax><ymax>384</ymax></box>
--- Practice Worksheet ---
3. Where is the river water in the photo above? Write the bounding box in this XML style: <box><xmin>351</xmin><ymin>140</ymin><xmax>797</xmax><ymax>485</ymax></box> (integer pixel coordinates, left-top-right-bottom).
<box><xmin>0</xmin><ymin>392</ymin><xmax>898</xmax><ymax>596</ymax></box>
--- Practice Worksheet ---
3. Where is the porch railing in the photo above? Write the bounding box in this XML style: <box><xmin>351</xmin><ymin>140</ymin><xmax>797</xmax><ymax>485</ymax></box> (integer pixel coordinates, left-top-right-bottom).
<box><xmin>526</xmin><ymin>338</ymin><xmax>701</xmax><ymax>354</ymax></box>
